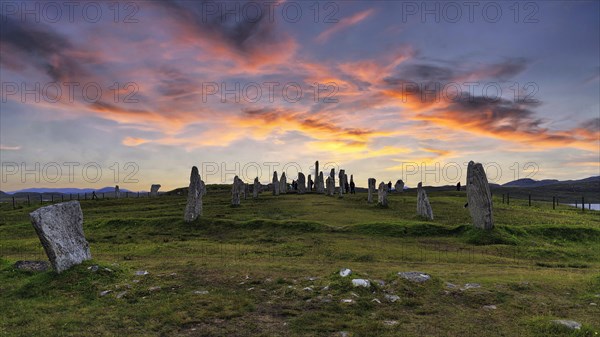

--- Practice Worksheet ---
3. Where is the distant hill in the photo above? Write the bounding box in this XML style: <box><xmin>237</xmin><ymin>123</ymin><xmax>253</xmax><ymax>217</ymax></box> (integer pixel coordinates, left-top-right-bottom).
<box><xmin>502</xmin><ymin>176</ymin><xmax>599</xmax><ymax>187</ymax></box>
<box><xmin>6</xmin><ymin>186</ymin><xmax>134</xmax><ymax>194</ymax></box>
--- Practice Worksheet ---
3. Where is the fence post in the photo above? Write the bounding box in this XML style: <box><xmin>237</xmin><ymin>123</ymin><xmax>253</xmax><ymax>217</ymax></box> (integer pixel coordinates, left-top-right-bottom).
<box><xmin>51</xmin><ymin>194</ymin><xmax>54</xmax><ymax>203</ymax></box>
<box><xmin>582</xmin><ymin>196</ymin><xmax>585</xmax><ymax>212</ymax></box>
<box><xmin>507</xmin><ymin>193</ymin><xmax>510</xmax><ymax>205</ymax></box>
<box><xmin>528</xmin><ymin>194</ymin><xmax>531</xmax><ymax>206</ymax></box>
<box><xmin>12</xmin><ymin>197</ymin><xmax>15</xmax><ymax>209</ymax></box>
<box><xmin>552</xmin><ymin>196</ymin><xmax>555</xmax><ymax>210</ymax></box>
<box><xmin>502</xmin><ymin>194</ymin><xmax>504</xmax><ymax>204</ymax></box>
<box><xmin>27</xmin><ymin>195</ymin><xmax>31</xmax><ymax>206</ymax></box>
<box><xmin>40</xmin><ymin>194</ymin><xmax>43</xmax><ymax>204</ymax></box>
<box><xmin>137</xmin><ymin>191</ymin><xmax>140</xmax><ymax>198</ymax></box>
<box><xmin>61</xmin><ymin>195</ymin><xmax>64</xmax><ymax>202</ymax></box>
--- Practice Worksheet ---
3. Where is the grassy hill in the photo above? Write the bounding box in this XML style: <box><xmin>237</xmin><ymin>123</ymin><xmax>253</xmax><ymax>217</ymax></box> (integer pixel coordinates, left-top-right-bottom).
<box><xmin>0</xmin><ymin>188</ymin><xmax>598</xmax><ymax>336</ymax></box>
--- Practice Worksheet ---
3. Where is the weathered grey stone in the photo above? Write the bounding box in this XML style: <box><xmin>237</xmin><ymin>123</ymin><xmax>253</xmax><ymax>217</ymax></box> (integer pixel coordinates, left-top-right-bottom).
<box><xmin>231</xmin><ymin>176</ymin><xmax>241</xmax><ymax>206</ymax></box>
<box><xmin>297</xmin><ymin>173</ymin><xmax>306</xmax><ymax>194</ymax></box>
<box><xmin>329</xmin><ymin>168</ymin><xmax>336</xmax><ymax>195</ymax></box>
<box><xmin>377</xmin><ymin>182</ymin><xmax>388</xmax><ymax>206</ymax></box>
<box><xmin>253</xmin><ymin>177</ymin><xmax>260</xmax><ymax>198</ymax></box>
<box><xmin>29</xmin><ymin>201</ymin><xmax>91</xmax><ymax>273</ymax></box>
<box><xmin>338</xmin><ymin>169</ymin><xmax>346</xmax><ymax>195</ymax></box>
<box><xmin>326</xmin><ymin>176</ymin><xmax>334</xmax><ymax>196</ymax></box>
<box><xmin>150</xmin><ymin>184</ymin><xmax>161</xmax><ymax>197</ymax></box>
<box><xmin>466</xmin><ymin>161</ymin><xmax>494</xmax><ymax>230</ymax></box>
<box><xmin>14</xmin><ymin>260</ymin><xmax>50</xmax><ymax>272</ymax></box>
<box><xmin>115</xmin><ymin>185</ymin><xmax>120</xmax><ymax>199</ymax></box>
<box><xmin>315</xmin><ymin>161</ymin><xmax>319</xmax><ymax>183</ymax></box>
<box><xmin>272</xmin><ymin>171</ymin><xmax>280</xmax><ymax>195</ymax></box>
<box><xmin>280</xmin><ymin>172</ymin><xmax>287</xmax><ymax>194</ymax></box>
<box><xmin>368</xmin><ymin>178</ymin><xmax>376</xmax><ymax>203</ymax></box>
<box><xmin>317</xmin><ymin>172</ymin><xmax>325</xmax><ymax>194</ymax></box>
<box><xmin>552</xmin><ymin>320</ymin><xmax>581</xmax><ymax>330</ymax></box>
<box><xmin>307</xmin><ymin>174</ymin><xmax>313</xmax><ymax>192</ymax></box>
<box><xmin>398</xmin><ymin>271</ymin><xmax>431</xmax><ymax>283</ymax></box>
<box><xmin>243</xmin><ymin>183</ymin><xmax>249</xmax><ymax>200</ymax></box>
<box><xmin>417</xmin><ymin>182</ymin><xmax>434</xmax><ymax>220</ymax></box>
<box><xmin>394</xmin><ymin>179</ymin><xmax>404</xmax><ymax>192</ymax></box>
<box><xmin>184</xmin><ymin>166</ymin><xmax>203</xmax><ymax>222</ymax></box>
<box><xmin>200</xmin><ymin>179</ymin><xmax>207</xmax><ymax>196</ymax></box>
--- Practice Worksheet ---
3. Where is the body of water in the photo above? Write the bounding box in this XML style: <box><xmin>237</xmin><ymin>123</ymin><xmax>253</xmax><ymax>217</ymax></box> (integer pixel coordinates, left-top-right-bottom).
<box><xmin>565</xmin><ymin>203</ymin><xmax>600</xmax><ymax>211</ymax></box>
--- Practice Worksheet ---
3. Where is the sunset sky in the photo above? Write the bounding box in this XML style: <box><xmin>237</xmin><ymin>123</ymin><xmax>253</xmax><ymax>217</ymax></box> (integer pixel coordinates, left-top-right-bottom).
<box><xmin>1</xmin><ymin>0</ymin><xmax>599</xmax><ymax>192</ymax></box>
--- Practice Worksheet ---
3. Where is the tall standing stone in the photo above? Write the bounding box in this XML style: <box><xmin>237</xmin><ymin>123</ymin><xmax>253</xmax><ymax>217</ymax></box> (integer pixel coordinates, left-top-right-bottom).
<box><xmin>307</xmin><ymin>174</ymin><xmax>313</xmax><ymax>192</ymax></box>
<box><xmin>253</xmin><ymin>177</ymin><xmax>260</xmax><ymax>198</ymax></box>
<box><xmin>326</xmin><ymin>176</ymin><xmax>335</xmax><ymax>196</ymax></box>
<box><xmin>466</xmin><ymin>161</ymin><xmax>494</xmax><ymax>230</ymax></box>
<box><xmin>200</xmin><ymin>179</ymin><xmax>207</xmax><ymax>196</ymax></box>
<box><xmin>317</xmin><ymin>172</ymin><xmax>325</xmax><ymax>194</ymax></box>
<box><xmin>184</xmin><ymin>166</ymin><xmax>202</xmax><ymax>222</ymax></box>
<box><xmin>272</xmin><ymin>171</ymin><xmax>280</xmax><ymax>196</ymax></box>
<box><xmin>231</xmin><ymin>176</ymin><xmax>241</xmax><ymax>206</ymax></box>
<box><xmin>416</xmin><ymin>182</ymin><xmax>434</xmax><ymax>220</ymax></box>
<box><xmin>395</xmin><ymin>179</ymin><xmax>405</xmax><ymax>192</ymax></box>
<box><xmin>368</xmin><ymin>178</ymin><xmax>376</xmax><ymax>203</ymax></box>
<box><xmin>115</xmin><ymin>185</ymin><xmax>120</xmax><ymax>199</ymax></box>
<box><xmin>150</xmin><ymin>184</ymin><xmax>161</xmax><ymax>197</ymax></box>
<box><xmin>297</xmin><ymin>173</ymin><xmax>306</xmax><ymax>194</ymax></box>
<box><xmin>329</xmin><ymin>168</ymin><xmax>335</xmax><ymax>192</ymax></box>
<box><xmin>315</xmin><ymin>161</ymin><xmax>319</xmax><ymax>182</ymax></box>
<box><xmin>29</xmin><ymin>201</ymin><xmax>91</xmax><ymax>273</ymax></box>
<box><xmin>338</xmin><ymin>169</ymin><xmax>346</xmax><ymax>195</ymax></box>
<box><xmin>377</xmin><ymin>182</ymin><xmax>388</xmax><ymax>207</ymax></box>
<box><xmin>280</xmin><ymin>172</ymin><xmax>287</xmax><ymax>194</ymax></box>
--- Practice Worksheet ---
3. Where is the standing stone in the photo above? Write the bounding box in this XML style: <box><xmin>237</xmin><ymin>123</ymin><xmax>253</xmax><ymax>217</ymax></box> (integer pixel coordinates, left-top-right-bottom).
<box><xmin>280</xmin><ymin>172</ymin><xmax>287</xmax><ymax>194</ymax></box>
<box><xmin>315</xmin><ymin>161</ymin><xmax>319</xmax><ymax>182</ymax></box>
<box><xmin>231</xmin><ymin>176</ymin><xmax>241</xmax><ymax>206</ymax></box>
<box><xmin>184</xmin><ymin>166</ymin><xmax>202</xmax><ymax>222</ymax></box>
<box><xmin>368</xmin><ymin>178</ymin><xmax>376</xmax><ymax>203</ymax></box>
<box><xmin>272</xmin><ymin>172</ymin><xmax>280</xmax><ymax>196</ymax></box>
<box><xmin>200</xmin><ymin>179</ymin><xmax>207</xmax><ymax>196</ymax></box>
<box><xmin>253</xmin><ymin>177</ymin><xmax>260</xmax><ymax>198</ymax></box>
<box><xmin>377</xmin><ymin>182</ymin><xmax>388</xmax><ymax>207</ymax></box>
<box><xmin>466</xmin><ymin>161</ymin><xmax>494</xmax><ymax>230</ymax></box>
<box><xmin>326</xmin><ymin>176</ymin><xmax>335</xmax><ymax>196</ymax></box>
<box><xmin>395</xmin><ymin>180</ymin><xmax>405</xmax><ymax>192</ymax></box>
<box><xmin>150</xmin><ymin>184</ymin><xmax>161</xmax><ymax>197</ymax></box>
<box><xmin>29</xmin><ymin>201</ymin><xmax>91</xmax><ymax>273</ymax></box>
<box><xmin>243</xmin><ymin>183</ymin><xmax>249</xmax><ymax>200</ymax></box>
<box><xmin>307</xmin><ymin>174</ymin><xmax>313</xmax><ymax>192</ymax></box>
<box><xmin>329</xmin><ymin>168</ymin><xmax>335</xmax><ymax>192</ymax></box>
<box><xmin>317</xmin><ymin>172</ymin><xmax>325</xmax><ymax>194</ymax></box>
<box><xmin>338</xmin><ymin>170</ymin><xmax>346</xmax><ymax>195</ymax></box>
<box><xmin>297</xmin><ymin>173</ymin><xmax>306</xmax><ymax>194</ymax></box>
<box><xmin>115</xmin><ymin>185</ymin><xmax>120</xmax><ymax>199</ymax></box>
<box><xmin>456</xmin><ymin>182</ymin><xmax>461</xmax><ymax>191</ymax></box>
<box><xmin>416</xmin><ymin>182</ymin><xmax>434</xmax><ymax>220</ymax></box>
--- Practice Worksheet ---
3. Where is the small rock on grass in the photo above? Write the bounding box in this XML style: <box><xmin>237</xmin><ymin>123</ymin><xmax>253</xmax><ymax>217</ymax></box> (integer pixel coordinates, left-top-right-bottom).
<box><xmin>116</xmin><ymin>291</ymin><xmax>128</xmax><ymax>299</ymax></box>
<box><xmin>135</xmin><ymin>270</ymin><xmax>149</xmax><ymax>276</ymax></box>
<box><xmin>461</xmin><ymin>283</ymin><xmax>481</xmax><ymax>290</ymax></box>
<box><xmin>398</xmin><ymin>272</ymin><xmax>431</xmax><ymax>283</ymax></box>
<box><xmin>482</xmin><ymin>305</ymin><xmax>497</xmax><ymax>310</ymax></box>
<box><xmin>193</xmin><ymin>290</ymin><xmax>209</xmax><ymax>295</ymax></box>
<box><xmin>99</xmin><ymin>290</ymin><xmax>112</xmax><ymax>297</ymax></box>
<box><xmin>551</xmin><ymin>320</ymin><xmax>581</xmax><ymax>330</ymax></box>
<box><xmin>14</xmin><ymin>261</ymin><xmax>49</xmax><ymax>272</ymax></box>
<box><xmin>352</xmin><ymin>279</ymin><xmax>370</xmax><ymax>288</ymax></box>
<box><xmin>384</xmin><ymin>294</ymin><xmax>400</xmax><ymax>302</ymax></box>
<box><xmin>340</xmin><ymin>268</ymin><xmax>352</xmax><ymax>277</ymax></box>
<box><xmin>383</xmin><ymin>320</ymin><xmax>398</xmax><ymax>326</ymax></box>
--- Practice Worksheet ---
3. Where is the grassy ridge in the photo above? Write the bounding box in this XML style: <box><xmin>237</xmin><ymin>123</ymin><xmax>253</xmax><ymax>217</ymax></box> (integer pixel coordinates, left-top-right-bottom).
<box><xmin>0</xmin><ymin>189</ymin><xmax>599</xmax><ymax>336</ymax></box>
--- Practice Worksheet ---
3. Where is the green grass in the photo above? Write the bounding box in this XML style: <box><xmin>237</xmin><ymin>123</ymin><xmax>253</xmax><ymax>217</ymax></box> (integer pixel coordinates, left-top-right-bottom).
<box><xmin>1</xmin><ymin>189</ymin><xmax>599</xmax><ymax>336</ymax></box>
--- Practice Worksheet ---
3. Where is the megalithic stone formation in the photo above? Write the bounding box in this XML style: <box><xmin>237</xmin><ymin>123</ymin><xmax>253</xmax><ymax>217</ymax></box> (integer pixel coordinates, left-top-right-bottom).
<box><xmin>115</xmin><ymin>185</ymin><xmax>120</xmax><ymax>199</ymax></box>
<box><xmin>395</xmin><ymin>179</ymin><xmax>405</xmax><ymax>192</ymax></box>
<box><xmin>307</xmin><ymin>174</ymin><xmax>313</xmax><ymax>192</ymax></box>
<box><xmin>184</xmin><ymin>166</ymin><xmax>203</xmax><ymax>222</ymax></box>
<box><xmin>315</xmin><ymin>161</ymin><xmax>319</xmax><ymax>183</ymax></box>
<box><xmin>466</xmin><ymin>161</ymin><xmax>494</xmax><ymax>230</ymax></box>
<box><xmin>150</xmin><ymin>184</ymin><xmax>161</xmax><ymax>197</ymax></box>
<box><xmin>326</xmin><ymin>176</ymin><xmax>334</xmax><ymax>196</ymax></box>
<box><xmin>280</xmin><ymin>172</ymin><xmax>287</xmax><ymax>194</ymax></box>
<box><xmin>368</xmin><ymin>178</ymin><xmax>376</xmax><ymax>203</ymax></box>
<box><xmin>272</xmin><ymin>171</ymin><xmax>280</xmax><ymax>196</ymax></box>
<box><xmin>416</xmin><ymin>182</ymin><xmax>434</xmax><ymax>220</ymax></box>
<box><xmin>29</xmin><ymin>201</ymin><xmax>91</xmax><ymax>273</ymax></box>
<box><xmin>253</xmin><ymin>177</ymin><xmax>260</xmax><ymax>198</ymax></box>
<box><xmin>231</xmin><ymin>176</ymin><xmax>241</xmax><ymax>206</ymax></box>
<box><xmin>317</xmin><ymin>172</ymin><xmax>325</xmax><ymax>194</ymax></box>
<box><xmin>338</xmin><ymin>169</ymin><xmax>346</xmax><ymax>195</ymax></box>
<box><xmin>377</xmin><ymin>182</ymin><xmax>388</xmax><ymax>207</ymax></box>
<box><xmin>297</xmin><ymin>173</ymin><xmax>306</xmax><ymax>194</ymax></box>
